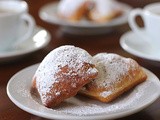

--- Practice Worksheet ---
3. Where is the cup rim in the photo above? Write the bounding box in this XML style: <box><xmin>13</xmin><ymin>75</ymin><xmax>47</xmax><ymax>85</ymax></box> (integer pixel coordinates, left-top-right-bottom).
<box><xmin>144</xmin><ymin>2</ymin><xmax>160</xmax><ymax>17</ymax></box>
<box><xmin>0</xmin><ymin>1</ymin><xmax>28</xmax><ymax>17</ymax></box>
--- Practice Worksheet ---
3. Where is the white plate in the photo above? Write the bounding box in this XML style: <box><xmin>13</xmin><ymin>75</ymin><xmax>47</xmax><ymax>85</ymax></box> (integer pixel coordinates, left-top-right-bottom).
<box><xmin>7</xmin><ymin>64</ymin><xmax>160</xmax><ymax>120</ymax></box>
<box><xmin>120</xmin><ymin>30</ymin><xmax>160</xmax><ymax>62</ymax></box>
<box><xmin>39</xmin><ymin>2</ymin><xmax>132</xmax><ymax>35</ymax></box>
<box><xmin>0</xmin><ymin>26</ymin><xmax>51</xmax><ymax>63</ymax></box>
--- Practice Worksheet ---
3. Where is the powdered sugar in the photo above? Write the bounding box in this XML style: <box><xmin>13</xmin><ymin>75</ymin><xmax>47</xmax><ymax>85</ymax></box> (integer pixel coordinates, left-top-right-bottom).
<box><xmin>16</xmin><ymin>80</ymin><xmax>31</xmax><ymax>98</ymax></box>
<box><xmin>92</xmin><ymin>53</ymin><xmax>137</xmax><ymax>88</ymax></box>
<box><xmin>33</xmin><ymin>45</ymin><xmax>97</xmax><ymax>105</ymax></box>
<box><xmin>100</xmin><ymin>91</ymin><xmax>112</xmax><ymax>98</ymax></box>
<box><xmin>54</xmin><ymin>86</ymin><xmax>144</xmax><ymax>116</ymax></box>
<box><xmin>91</xmin><ymin>0</ymin><xmax>122</xmax><ymax>19</ymax></box>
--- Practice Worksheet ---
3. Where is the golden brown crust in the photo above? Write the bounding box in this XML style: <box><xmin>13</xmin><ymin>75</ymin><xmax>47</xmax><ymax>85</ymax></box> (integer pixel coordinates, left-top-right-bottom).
<box><xmin>79</xmin><ymin>53</ymin><xmax>147</xmax><ymax>103</ymax></box>
<box><xmin>32</xmin><ymin>63</ymin><xmax>98</xmax><ymax>108</ymax></box>
<box><xmin>42</xmin><ymin>63</ymin><xmax>98</xmax><ymax>107</ymax></box>
<box><xmin>58</xmin><ymin>1</ymin><xmax>91</xmax><ymax>22</ymax></box>
<box><xmin>80</xmin><ymin>67</ymin><xmax>147</xmax><ymax>102</ymax></box>
<box><xmin>31</xmin><ymin>45</ymin><xmax>98</xmax><ymax>108</ymax></box>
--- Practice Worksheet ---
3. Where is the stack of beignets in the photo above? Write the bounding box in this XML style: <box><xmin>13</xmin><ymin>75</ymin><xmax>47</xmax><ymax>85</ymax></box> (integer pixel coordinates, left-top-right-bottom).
<box><xmin>32</xmin><ymin>45</ymin><xmax>98</xmax><ymax>108</ymax></box>
<box><xmin>31</xmin><ymin>46</ymin><xmax>147</xmax><ymax>108</ymax></box>
<box><xmin>57</xmin><ymin>0</ymin><xmax>122</xmax><ymax>23</ymax></box>
<box><xmin>79</xmin><ymin>53</ymin><xmax>147</xmax><ymax>102</ymax></box>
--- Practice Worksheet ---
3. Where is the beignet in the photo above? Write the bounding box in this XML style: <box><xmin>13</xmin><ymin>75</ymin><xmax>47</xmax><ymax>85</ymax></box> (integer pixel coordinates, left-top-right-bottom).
<box><xmin>57</xmin><ymin>0</ymin><xmax>92</xmax><ymax>22</ymax></box>
<box><xmin>88</xmin><ymin>0</ymin><xmax>122</xmax><ymax>23</ymax></box>
<box><xmin>79</xmin><ymin>53</ymin><xmax>147</xmax><ymax>102</ymax></box>
<box><xmin>32</xmin><ymin>45</ymin><xmax>98</xmax><ymax>108</ymax></box>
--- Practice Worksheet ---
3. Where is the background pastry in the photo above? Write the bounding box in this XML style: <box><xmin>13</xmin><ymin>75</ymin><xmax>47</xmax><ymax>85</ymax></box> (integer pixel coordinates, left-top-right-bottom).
<box><xmin>79</xmin><ymin>53</ymin><xmax>147</xmax><ymax>102</ymax></box>
<box><xmin>32</xmin><ymin>45</ymin><xmax>98</xmax><ymax>108</ymax></box>
<box><xmin>57</xmin><ymin>0</ymin><xmax>122</xmax><ymax>23</ymax></box>
<box><xmin>88</xmin><ymin>0</ymin><xmax>122</xmax><ymax>23</ymax></box>
<box><xmin>57</xmin><ymin>0</ymin><xmax>92</xmax><ymax>22</ymax></box>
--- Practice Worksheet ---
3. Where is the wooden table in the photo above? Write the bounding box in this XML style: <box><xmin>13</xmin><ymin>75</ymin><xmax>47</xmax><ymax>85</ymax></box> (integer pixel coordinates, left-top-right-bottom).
<box><xmin>0</xmin><ymin>0</ymin><xmax>160</xmax><ymax>120</ymax></box>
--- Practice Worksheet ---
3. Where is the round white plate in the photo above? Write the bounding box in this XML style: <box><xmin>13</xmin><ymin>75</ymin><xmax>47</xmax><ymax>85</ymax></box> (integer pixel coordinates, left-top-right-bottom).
<box><xmin>0</xmin><ymin>26</ymin><xmax>51</xmax><ymax>63</ymax></box>
<box><xmin>7</xmin><ymin>64</ymin><xmax>160</xmax><ymax>120</ymax></box>
<box><xmin>39</xmin><ymin>2</ymin><xmax>132</xmax><ymax>35</ymax></box>
<box><xmin>120</xmin><ymin>30</ymin><xmax>160</xmax><ymax>62</ymax></box>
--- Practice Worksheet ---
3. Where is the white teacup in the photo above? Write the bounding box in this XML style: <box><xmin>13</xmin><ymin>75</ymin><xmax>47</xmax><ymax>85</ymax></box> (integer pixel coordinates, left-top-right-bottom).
<box><xmin>0</xmin><ymin>1</ymin><xmax>35</xmax><ymax>51</ymax></box>
<box><xmin>128</xmin><ymin>2</ymin><xmax>160</xmax><ymax>49</ymax></box>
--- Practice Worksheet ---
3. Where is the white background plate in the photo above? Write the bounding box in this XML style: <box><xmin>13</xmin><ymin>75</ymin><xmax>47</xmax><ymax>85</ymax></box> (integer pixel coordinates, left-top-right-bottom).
<box><xmin>39</xmin><ymin>2</ymin><xmax>132</xmax><ymax>35</ymax></box>
<box><xmin>7</xmin><ymin>64</ymin><xmax>160</xmax><ymax>120</ymax></box>
<box><xmin>120</xmin><ymin>30</ymin><xmax>160</xmax><ymax>62</ymax></box>
<box><xmin>0</xmin><ymin>26</ymin><xmax>51</xmax><ymax>63</ymax></box>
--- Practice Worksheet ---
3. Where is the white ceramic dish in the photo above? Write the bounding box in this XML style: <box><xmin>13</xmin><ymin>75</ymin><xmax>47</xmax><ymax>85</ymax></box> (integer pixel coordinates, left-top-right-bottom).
<box><xmin>0</xmin><ymin>26</ymin><xmax>51</xmax><ymax>63</ymax></box>
<box><xmin>7</xmin><ymin>64</ymin><xmax>160</xmax><ymax>120</ymax></box>
<box><xmin>39</xmin><ymin>2</ymin><xmax>132</xmax><ymax>35</ymax></box>
<box><xmin>120</xmin><ymin>29</ymin><xmax>160</xmax><ymax>62</ymax></box>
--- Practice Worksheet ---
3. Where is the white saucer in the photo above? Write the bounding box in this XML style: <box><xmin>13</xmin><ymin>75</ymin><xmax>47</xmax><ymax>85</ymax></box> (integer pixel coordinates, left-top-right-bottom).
<box><xmin>39</xmin><ymin>1</ymin><xmax>132</xmax><ymax>35</ymax></box>
<box><xmin>120</xmin><ymin>30</ymin><xmax>160</xmax><ymax>62</ymax></box>
<box><xmin>0</xmin><ymin>26</ymin><xmax>51</xmax><ymax>63</ymax></box>
<box><xmin>7</xmin><ymin>64</ymin><xmax>160</xmax><ymax>120</ymax></box>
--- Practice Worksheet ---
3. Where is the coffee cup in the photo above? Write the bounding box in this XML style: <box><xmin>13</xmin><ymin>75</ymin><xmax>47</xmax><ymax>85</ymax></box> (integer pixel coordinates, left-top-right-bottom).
<box><xmin>0</xmin><ymin>1</ymin><xmax>35</xmax><ymax>51</ymax></box>
<box><xmin>128</xmin><ymin>2</ymin><xmax>160</xmax><ymax>49</ymax></box>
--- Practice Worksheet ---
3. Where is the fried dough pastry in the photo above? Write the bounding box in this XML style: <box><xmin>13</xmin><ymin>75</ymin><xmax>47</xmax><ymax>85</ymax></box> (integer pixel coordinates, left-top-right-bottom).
<box><xmin>57</xmin><ymin>0</ymin><xmax>92</xmax><ymax>22</ymax></box>
<box><xmin>79</xmin><ymin>53</ymin><xmax>147</xmax><ymax>102</ymax></box>
<box><xmin>88</xmin><ymin>0</ymin><xmax>122</xmax><ymax>23</ymax></box>
<box><xmin>32</xmin><ymin>45</ymin><xmax>98</xmax><ymax>108</ymax></box>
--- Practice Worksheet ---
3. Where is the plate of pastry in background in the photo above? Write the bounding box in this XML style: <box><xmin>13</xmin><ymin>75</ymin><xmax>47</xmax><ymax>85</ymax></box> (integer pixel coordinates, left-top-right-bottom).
<box><xmin>7</xmin><ymin>45</ymin><xmax>160</xmax><ymax>120</ymax></box>
<box><xmin>39</xmin><ymin>0</ymin><xmax>132</xmax><ymax>35</ymax></box>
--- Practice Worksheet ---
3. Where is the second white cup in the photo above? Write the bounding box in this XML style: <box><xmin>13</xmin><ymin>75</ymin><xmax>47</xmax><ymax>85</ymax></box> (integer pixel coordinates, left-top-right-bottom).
<box><xmin>128</xmin><ymin>2</ymin><xmax>160</xmax><ymax>49</ymax></box>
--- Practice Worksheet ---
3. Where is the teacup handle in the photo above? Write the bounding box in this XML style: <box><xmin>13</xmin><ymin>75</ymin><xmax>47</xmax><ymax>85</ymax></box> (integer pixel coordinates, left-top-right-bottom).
<box><xmin>14</xmin><ymin>13</ymin><xmax>35</xmax><ymax>47</ymax></box>
<box><xmin>128</xmin><ymin>8</ymin><xmax>148</xmax><ymax>41</ymax></box>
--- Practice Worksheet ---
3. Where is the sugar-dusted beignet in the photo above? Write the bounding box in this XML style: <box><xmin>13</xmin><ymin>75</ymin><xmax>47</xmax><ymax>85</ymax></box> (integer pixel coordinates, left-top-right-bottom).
<box><xmin>57</xmin><ymin>0</ymin><xmax>92</xmax><ymax>22</ymax></box>
<box><xmin>32</xmin><ymin>45</ymin><xmax>98</xmax><ymax>108</ymax></box>
<box><xmin>79</xmin><ymin>53</ymin><xmax>147</xmax><ymax>102</ymax></box>
<box><xmin>88</xmin><ymin>0</ymin><xmax>122</xmax><ymax>23</ymax></box>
